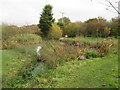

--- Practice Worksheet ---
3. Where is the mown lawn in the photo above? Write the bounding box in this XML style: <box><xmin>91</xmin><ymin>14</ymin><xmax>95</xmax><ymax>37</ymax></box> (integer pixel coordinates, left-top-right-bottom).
<box><xmin>34</xmin><ymin>54</ymin><xmax>118</xmax><ymax>88</ymax></box>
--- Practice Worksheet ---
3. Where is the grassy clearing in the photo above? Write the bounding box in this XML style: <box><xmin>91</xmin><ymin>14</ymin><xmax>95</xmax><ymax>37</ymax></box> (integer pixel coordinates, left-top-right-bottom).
<box><xmin>34</xmin><ymin>54</ymin><xmax>118</xmax><ymax>88</ymax></box>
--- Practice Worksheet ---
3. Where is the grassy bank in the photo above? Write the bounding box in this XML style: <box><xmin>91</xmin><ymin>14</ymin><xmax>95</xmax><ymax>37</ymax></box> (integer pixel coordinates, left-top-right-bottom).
<box><xmin>2</xmin><ymin>35</ymin><xmax>118</xmax><ymax>88</ymax></box>
<box><xmin>2</xmin><ymin>45</ymin><xmax>39</xmax><ymax>87</ymax></box>
<box><xmin>33</xmin><ymin>54</ymin><xmax>118</xmax><ymax>88</ymax></box>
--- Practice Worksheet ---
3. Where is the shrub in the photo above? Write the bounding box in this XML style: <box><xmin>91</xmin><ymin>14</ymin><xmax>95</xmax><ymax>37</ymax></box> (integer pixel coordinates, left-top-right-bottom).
<box><xmin>64</xmin><ymin>23</ymin><xmax>80</xmax><ymax>37</ymax></box>
<box><xmin>85</xmin><ymin>51</ymin><xmax>99</xmax><ymax>59</ymax></box>
<box><xmin>48</xmin><ymin>24</ymin><xmax>62</xmax><ymax>39</ymax></box>
<box><xmin>97</xmin><ymin>41</ymin><xmax>110</xmax><ymax>57</ymax></box>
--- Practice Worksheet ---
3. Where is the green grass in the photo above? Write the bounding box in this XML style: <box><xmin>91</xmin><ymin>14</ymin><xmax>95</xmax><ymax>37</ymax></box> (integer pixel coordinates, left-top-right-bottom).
<box><xmin>2</xmin><ymin>45</ymin><xmax>39</xmax><ymax>88</ymax></box>
<box><xmin>34</xmin><ymin>54</ymin><xmax>118</xmax><ymax>88</ymax></box>
<box><xmin>1</xmin><ymin>24</ymin><xmax>118</xmax><ymax>88</ymax></box>
<box><xmin>74</xmin><ymin>36</ymin><xmax>118</xmax><ymax>44</ymax></box>
<box><xmin>2</xmin><ymin>36</ymin><xmax>118</xmax><ymax>88</ymax></box>
<box><xmin>60</xmin><ymin>36</ymin><xmax>118</xmax><ymax>47</ymax></box>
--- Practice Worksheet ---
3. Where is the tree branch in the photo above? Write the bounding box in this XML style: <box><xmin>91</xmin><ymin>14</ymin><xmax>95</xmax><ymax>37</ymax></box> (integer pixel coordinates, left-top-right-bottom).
<box><xmin>105</xmin><ymin>0</ymin><xmax>120</xmax><ymax>14</ymax></box>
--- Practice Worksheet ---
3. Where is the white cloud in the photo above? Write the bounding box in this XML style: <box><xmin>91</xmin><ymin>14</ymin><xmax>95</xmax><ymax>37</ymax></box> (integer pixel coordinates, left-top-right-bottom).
<box><xmin>0</xmin><ymin>0</ymin><xmax>118</xmax><ymax>26</ymax></box>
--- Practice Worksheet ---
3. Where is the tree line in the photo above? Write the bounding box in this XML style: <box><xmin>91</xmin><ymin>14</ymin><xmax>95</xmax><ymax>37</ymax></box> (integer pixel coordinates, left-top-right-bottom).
<box><xmin>38</xmin><ymin>4</ymin><xmax>119</xmax><ymax>39</ymax></box>
<box><xmin>3</xmin><ymin>4</ymin><xmax>119</xmax><ymax>39</ymax></box>
<box><xmin>60</xmin><ymin>17</ymin><xmax>119</xmax><ymax>38</ymax></box>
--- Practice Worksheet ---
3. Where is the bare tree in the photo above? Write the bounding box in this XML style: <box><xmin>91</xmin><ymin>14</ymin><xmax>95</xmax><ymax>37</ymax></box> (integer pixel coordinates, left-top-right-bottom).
<box><xmin>105</xmin><ymin>0</ymin><xmax>120</xmax><ymax>14</ymax></box>
<box><xmin>91</xmin><ymin>0</ymin><xmax>120</xmax><ymax>15</ymax></box>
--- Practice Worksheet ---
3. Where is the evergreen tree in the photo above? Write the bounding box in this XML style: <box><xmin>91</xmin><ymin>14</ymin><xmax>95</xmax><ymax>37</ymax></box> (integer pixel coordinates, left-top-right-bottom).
<box><xmin>57</xmin><ymin>17</ymin><xmax>71</xmax><ymax>28</ymax></box>
<box><xmin>38</xmin><ymin>4</ymin><xmax>55</xmax><ymax>37</ymax></box>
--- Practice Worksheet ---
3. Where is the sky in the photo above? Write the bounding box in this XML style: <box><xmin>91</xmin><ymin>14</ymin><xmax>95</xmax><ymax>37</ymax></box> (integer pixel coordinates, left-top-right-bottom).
<box><xmin>0</xmin><ymin>0</ymin><xmax>118</xmax><ymax>26</ymax></box>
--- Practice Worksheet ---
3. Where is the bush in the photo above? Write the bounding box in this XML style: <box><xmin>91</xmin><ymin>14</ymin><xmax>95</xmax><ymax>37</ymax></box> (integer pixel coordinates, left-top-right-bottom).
<box><xmin>97</xmin><ymin>41</ymin><xmax>110</xmax><ymax>57</ymax></box>
<box><xmin>64</xmin><ymin>23</ymin><xmax>79</xmax><ymax>37</ymax></box>
<box><xmin>85</xmin><ymin>51</ymin><xmax>99</xmax><ymax>59</ymax></box>
<box><xmin>48</xmin><ymin>24</ymin><xmax>62</xmax><ymax>39</ymax></box>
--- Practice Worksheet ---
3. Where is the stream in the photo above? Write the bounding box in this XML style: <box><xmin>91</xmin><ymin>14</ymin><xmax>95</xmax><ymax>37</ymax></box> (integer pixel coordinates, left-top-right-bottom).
<box><xmin>31</xmin><ymin>45</ymin><xmax>47</xmax><ymax>77</ymax></box>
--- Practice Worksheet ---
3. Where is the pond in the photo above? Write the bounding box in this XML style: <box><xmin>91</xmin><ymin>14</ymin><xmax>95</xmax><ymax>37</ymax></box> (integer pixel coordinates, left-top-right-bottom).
<box><xmin>31</xmin><ymin>63</ymin><xmax>48</xmax><ymax>77</ymax></box>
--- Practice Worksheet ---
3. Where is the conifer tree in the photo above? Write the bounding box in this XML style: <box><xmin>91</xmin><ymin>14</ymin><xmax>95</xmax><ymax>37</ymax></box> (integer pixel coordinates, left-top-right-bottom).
<box><xmin>38</xmin><ymin>4</ymin><xmax>55</xmax><ymax>37</ymax></box>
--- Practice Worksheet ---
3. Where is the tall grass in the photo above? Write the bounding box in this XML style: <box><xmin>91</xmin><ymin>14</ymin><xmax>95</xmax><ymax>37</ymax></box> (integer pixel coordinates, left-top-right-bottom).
<box><xmin>39</xmin><ymin>40</ymin><xmax>88</xmax><ymax>69</ymax></box>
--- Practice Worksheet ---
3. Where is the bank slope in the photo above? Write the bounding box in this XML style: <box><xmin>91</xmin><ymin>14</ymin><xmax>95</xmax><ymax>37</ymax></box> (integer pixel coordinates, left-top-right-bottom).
<box><xmin>34</xmin><ymin>54</ymin><xmax>118</xmax><ymax>88</ymax></box>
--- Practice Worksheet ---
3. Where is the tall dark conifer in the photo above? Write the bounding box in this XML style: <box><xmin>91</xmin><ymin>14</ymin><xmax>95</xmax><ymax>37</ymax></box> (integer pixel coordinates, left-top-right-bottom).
<box><xmin>38</xmin><ymin>4</ymin><xmax>55</xmax><ymax>37</ymax></box>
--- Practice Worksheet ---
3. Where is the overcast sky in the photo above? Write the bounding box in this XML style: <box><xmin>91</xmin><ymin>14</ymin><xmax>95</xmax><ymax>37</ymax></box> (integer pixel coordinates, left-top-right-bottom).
<box><xmin>0</xmin><ymin>0</ymin><xmax>118</xmax><ymax>26</ymax></box>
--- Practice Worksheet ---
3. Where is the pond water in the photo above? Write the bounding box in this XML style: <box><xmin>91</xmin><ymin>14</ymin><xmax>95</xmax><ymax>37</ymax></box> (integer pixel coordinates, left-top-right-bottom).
<box><xmin>31</xmin><ymin>63</ymin><xmax>47</xmax><ymax>77</ymax></box>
